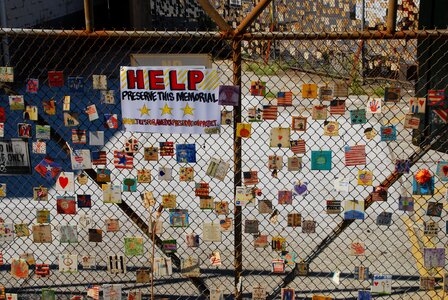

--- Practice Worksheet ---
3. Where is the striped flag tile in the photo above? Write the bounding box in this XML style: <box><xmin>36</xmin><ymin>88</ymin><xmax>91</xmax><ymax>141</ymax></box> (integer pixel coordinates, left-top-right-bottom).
<box><xmin>87</xmin><ymin>285</ymin><xmax>100</xmax><ymax>300</ymax></box>
<box><xmin>433</xmin><ymin>109</ymin><xmax>448</xmax><ymax>123</ymax></box>
<box><xmin>160</xmin><ymin>142</ymin><xmax>175</xmax><ymax>156</ymax></box>
<box><xmin>92</xmin><ymin>151</ymin><xmax>107</xmax><ymax>165</ymax></box>
<box><xmin>330</xmin><ymin>100</ymin><xmax>345</xmax><ymax>115</ymax></box>
<box><xmin>344</xmin><ymin>145</ymin><xmax>366</xmax><ymax>166</ymax></box>
<box><xmin>290</xmin><ymin>139</ymin><xmax>306</xmax><ymax>154</ymax></box>
<box><xmin>277</xmin><ymin>92</ymin><xmax>293</xmax><ymax>106</ymax></box>
<box><xmin>428</xmin><ymin>89</ymin><xmax>447</xmax><ymax>108</ymax></box>
<box><xmin>262</xmin><ymin>105</ymin><xmax>278</xmax><ymax>120</ymax></box>
<box><xmin>243</xmin><ymin>171</ymin><xmax>259</xmax><ymax>185</ymax></box>
<box><xmin>113</xmin><ymin>150</ymin><xmax>133</xmax><ymax>169</ymax></box>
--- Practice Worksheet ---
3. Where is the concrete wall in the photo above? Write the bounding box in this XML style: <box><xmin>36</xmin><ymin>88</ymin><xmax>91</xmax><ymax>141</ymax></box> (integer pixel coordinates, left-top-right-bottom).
<box><xmin>4</xmin><ymin>0</ymin><xmax>84</xmax><ymax>27</ymax></box>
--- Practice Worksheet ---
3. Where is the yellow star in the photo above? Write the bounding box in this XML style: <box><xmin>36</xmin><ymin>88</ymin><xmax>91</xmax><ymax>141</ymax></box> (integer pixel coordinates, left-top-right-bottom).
<box><xmin>182</xmin><ymin>103</ymin><xmax>195</xmax><ymax>116</ymax></box>
<box><xmin>160</xmin><ymin>103</ymin><xmax>173</xmax><ymax>116</ymax></box>
<box><xmin>139</xmin><ymin>104</ymin><xmax>150</xmax><ymax>116</ymax></box>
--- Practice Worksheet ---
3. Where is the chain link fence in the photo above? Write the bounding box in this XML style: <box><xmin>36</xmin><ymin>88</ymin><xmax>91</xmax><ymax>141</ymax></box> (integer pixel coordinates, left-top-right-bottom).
<box><xmin>0</xmin><ymin>27</ymin><xmax>447</xmax><ymax>300</ymax></box>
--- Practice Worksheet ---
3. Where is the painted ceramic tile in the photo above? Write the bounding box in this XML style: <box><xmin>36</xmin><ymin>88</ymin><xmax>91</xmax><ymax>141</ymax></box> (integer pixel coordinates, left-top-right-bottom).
<box><xmin>380</xmin><ymin>125</ymin><xmax>397</xmax><ymax>141</ymax></box>
<box><xmin>9</xmin><ymin>95</ymin><xmax>24</xmax><ymax>110</ymax></box>
<box><xmin>344</xmin><ymin>200</ymin><xmax>365</xmax><ymax>220</ymax></box>
<box><xmin>311</xmin><ymin>150</ymin><xmax>332</xmax><ymax>170</ymax></box>
<box><xmin>270</xmin><ymin>127</ymin><xmax>290</xmax><ymax>148</ymax></box>
<box><xmin>124</xmin><ymin>237</ymin><xmax>144</xmax><ymax>256</ymax></box>
<box><xmin>250</xmin><ymin>81</ymin><xmax>266</xmax><ymax>96</ymax></box>
<box><xmin>169</xmin><ymin>209</ymin><xmax>189</xmax><ymax>227</ymax></box>
<box><xmin>218</xmin><ymin>85</ymin><xmax>240</xmax><ymax>106</ymax></box>
<box><xmin>26</xmin><ymin>78</ymin><xmax>38</xmax><ymax>93</ymax></box>
<box><xmin>302</xmin><ymin>84</ymin><xmax>318</xmax><ymax>98</ymax></box>
<box><xmin>350</xmin><ymin>109</ymin><xmax>366</xmax><ymax>125</ymax></box>
<box><xmin>236</xmin><ymin>123</ymin><xmax>252</xmax><ymax>138</ymax></box>
<box><xmin>59</xmin><ymin>225</ymin><xmax>78</xmax><ymax>243</ymax></box>
<box><xmin>366</xmin><ymin>98</ymin><xmax>382</xmax><ymax>114</ymax></box>
<box><xmin>206</xmin><ymin>158</ymin><xmax>230</xmax><ymax>181</ymax></box>
<box><xmin>59</xmin><ymin>254</ymin><xmax>78</xmax><ymax>273</ymax></box>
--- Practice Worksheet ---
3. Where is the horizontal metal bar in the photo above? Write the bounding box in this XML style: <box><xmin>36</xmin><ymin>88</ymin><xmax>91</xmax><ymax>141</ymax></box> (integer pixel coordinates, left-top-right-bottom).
<box><xmin>0</xmin><ymin>266</ymin><xmax>425</xmax><ymax>282</ymax></box>
<box><xmin>7</xmin><ymin>277</ymin><xmax>194</xmax><ymax>292</ymax></box>
<box><xmin>0</xmin><ymin>28</ymin><xmax>447</xmax><ymax>40</ymax></box>
<box><xmin>0</xmin><ymin>28</ymin><xmax>226</xmax><ymax>38</ymax></box>
<box><xmin>242</xmin><ymin>29</ymin><xmax>448</xmax><ymax>40</ymax></box>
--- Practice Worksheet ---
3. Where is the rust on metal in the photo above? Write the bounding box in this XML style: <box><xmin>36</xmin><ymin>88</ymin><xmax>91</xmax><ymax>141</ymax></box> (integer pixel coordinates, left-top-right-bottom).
<box><xmin>242</xmin><ymin>29</ymin><xmax>448</xmax><ymax>40</ymax></box>
<box><xmin>386</xmin><ymin>0</ymin><xmax>398</xmax><ymax>34</ymax></box>
<box><xmin>83</xmin><ymin>0</ymin><xmax>93</xmax><ymax>32</ymax></box>
<box><xmin>197</xmin><ymin>0</ymin><xmax>232</xmax><ymax>33</ymax></box>
<box><xmin>0</xmin><ymin>28</ymin><xmax>447</xmax><ymax>40</ymax></box>
<box><xmin>234</xmin><ymin>0</ymin><xmax>274</xmax><ymax>35</ymax></box>
<box><xmin>232</xmin><ymin>37</ymin><xmax>243</xmax><ymax>300</ymax></box>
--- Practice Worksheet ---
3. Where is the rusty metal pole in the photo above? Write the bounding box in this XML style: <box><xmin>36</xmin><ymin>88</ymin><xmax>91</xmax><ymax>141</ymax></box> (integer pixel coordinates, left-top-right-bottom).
<box><xmin>232</xmin><ymin>37</ymin><xmax>243</xmax><ymax>300</ymax></box>
<box><xmin>234</xmin><ymin>0</ymin><xmax>273</xmax><ymax>35</ymax></box>
<box><xmin>386</xmin><ymin>0</ymin><xmax>397</xmax><ymax>34</ymax></box>
<box><xmin>1</xmin><ymin>29</ymin><xmax>447</xmax><ymax>39</ymax></box>
<box><xmin>84</xmin><ymin>0</ymin><xmax>94</xmax><ymax>33</ymax></box>
<box><xmin>197</xmin><ymin>0</ymin><xmax>232</xmax><ymax>32</ymax></box>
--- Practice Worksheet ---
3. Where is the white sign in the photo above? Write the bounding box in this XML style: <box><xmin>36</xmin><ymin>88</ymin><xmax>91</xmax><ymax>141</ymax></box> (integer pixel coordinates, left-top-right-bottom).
<box><xmin>120</xmin><ymin>67</ymin><xmax>220</xmax><ymax>134</ymax></box>
<box><xmin>0</xmin><ymin>139</ymin><xmax>31</xmax><ymax>174</ymax></box>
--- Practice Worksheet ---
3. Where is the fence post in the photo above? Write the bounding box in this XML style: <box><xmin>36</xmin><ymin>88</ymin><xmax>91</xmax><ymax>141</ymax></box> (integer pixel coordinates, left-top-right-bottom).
<box><xmin>83</xmin><ymin>0</ymin><xmax>94</xmax><ymax>32</ymax></box>
<box><xmin>386</xmin><ymin>0</ymin><xmax>397</xmax><ymax>34</ymax></box>
<box><xmin>0</xmin><ymin>0</ymin><xmax>10</xmax><ymax>66</ymax></box>
<box><xmin>232</xmin><ymin>37</ymin><xmax>243</xmax><ymax>300</ymax></box>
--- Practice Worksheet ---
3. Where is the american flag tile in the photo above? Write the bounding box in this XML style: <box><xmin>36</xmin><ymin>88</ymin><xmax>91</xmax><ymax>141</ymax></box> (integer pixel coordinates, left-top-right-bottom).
<box><xmin>243</xmin><ymin>171</ymin><xmax>259</xmax><ymax>185</ymax></box>
<box><xmin>113</xmin><ymin>150</ymin><xmax>133</xmax><ymax>169</ymax></box>
<box><xmin>277</xmin><ymin>92</ymin><xmax>293</xmax><ymax>106</ymax></box>
<box><xmin>290</xmin><ymin>139</ymin><xmax>306</xmax><ymax>154</ymax></box>
<box><xmin>87</xmin><ymin>285</ymin><xmax>100</xmax><ymax>300</ymax></box>
<box><xmin>160</xmin><ymin>142</ymin><xmax>175</xmax><ymax>156</ymax></box>
<box><xmin>92</xmin><ymin>151</ymin><xmax>107</xmax><ymax>165</ymax></box>
<box><xmin>344</xmin><ymin>145</ymin><xmax>366</xmax><ymax>166</ymax></box>
<box><xmin>262</xmin><ymin>105</ymin><xmax>278</xmax><ymax>120</ymax></box>
<box><xmin>428</xmin><ymin>89</ymin><xmax>446</xmax><ymax>107</ymax></box>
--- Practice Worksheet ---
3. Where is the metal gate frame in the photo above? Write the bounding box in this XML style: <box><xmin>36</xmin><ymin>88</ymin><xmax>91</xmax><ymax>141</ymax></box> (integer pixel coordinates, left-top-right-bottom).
<box><xmin>1</xmin><ymin>0</ymin><xmax>448</xmax><ymax>298</ymax></box>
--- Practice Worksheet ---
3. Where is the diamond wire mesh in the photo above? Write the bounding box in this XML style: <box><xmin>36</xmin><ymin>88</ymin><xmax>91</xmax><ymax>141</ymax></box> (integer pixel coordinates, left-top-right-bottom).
<box><xmin>0</xmin><ymin>30</ymin><xmax>235</xmax><ymax>298</ymax></box>
<box><xmin>213</xmin><ymin>0</ymin><xmax>391</xmax><ymax>32</ymax></box>
<box><xmin>0</xmin><ymin>28</ymin><xmax>447</xmax><ymax>300</ymax></box>
<box><xmin>212</xmin><ymin>0</ymin><xmax>419</xmax><ymax>34</ymax></box>
<box><xmin>240</xmin><ymin>32</ymin><xmax>448</xmax><ymax>300</ymax></box>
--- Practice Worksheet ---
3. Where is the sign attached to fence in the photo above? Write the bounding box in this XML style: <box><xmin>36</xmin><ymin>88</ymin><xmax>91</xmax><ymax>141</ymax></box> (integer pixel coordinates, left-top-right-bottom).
<box><xmin>120</xmin><ymin>67</ymin><xmax>220</xmax><ymax>134</ymax></box>
<box><xmin>0</xmin><ymin>139</ymin><xmax>31</xmax><ymax>175</ymax></box>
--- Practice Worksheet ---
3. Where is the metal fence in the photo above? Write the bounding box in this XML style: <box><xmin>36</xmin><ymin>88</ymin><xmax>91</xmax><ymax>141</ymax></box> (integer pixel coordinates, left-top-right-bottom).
<box><xmin>0</xmin><ymin>25</ymin><xmax>447</xmax><ymax>300</ymax></box>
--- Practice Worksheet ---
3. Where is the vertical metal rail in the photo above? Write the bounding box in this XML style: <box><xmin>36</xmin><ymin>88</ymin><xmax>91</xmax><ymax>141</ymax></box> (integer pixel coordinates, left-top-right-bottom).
<box><xmin>361</xmin><ymin>0</ymin><xmax>366</xmax><ymax>82</ymax></box>
<box><xmin>0</xmin><ymin>0</ymin><xmax>10</xmax><ymax>65</ymax></box>
<box><xmin>84</xmin><ymin>0</ymin><xmax>94</xmax><ymax>32</ymax></box>
<box><xmin>387</xmin><ymin>0</ymin><xmax>398</xmax><ymax>34</ymax></box>
<box><xmin>232</xmin><ymin>37</ymin><xmax>243</xmax><ymax>300</ymax></box>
